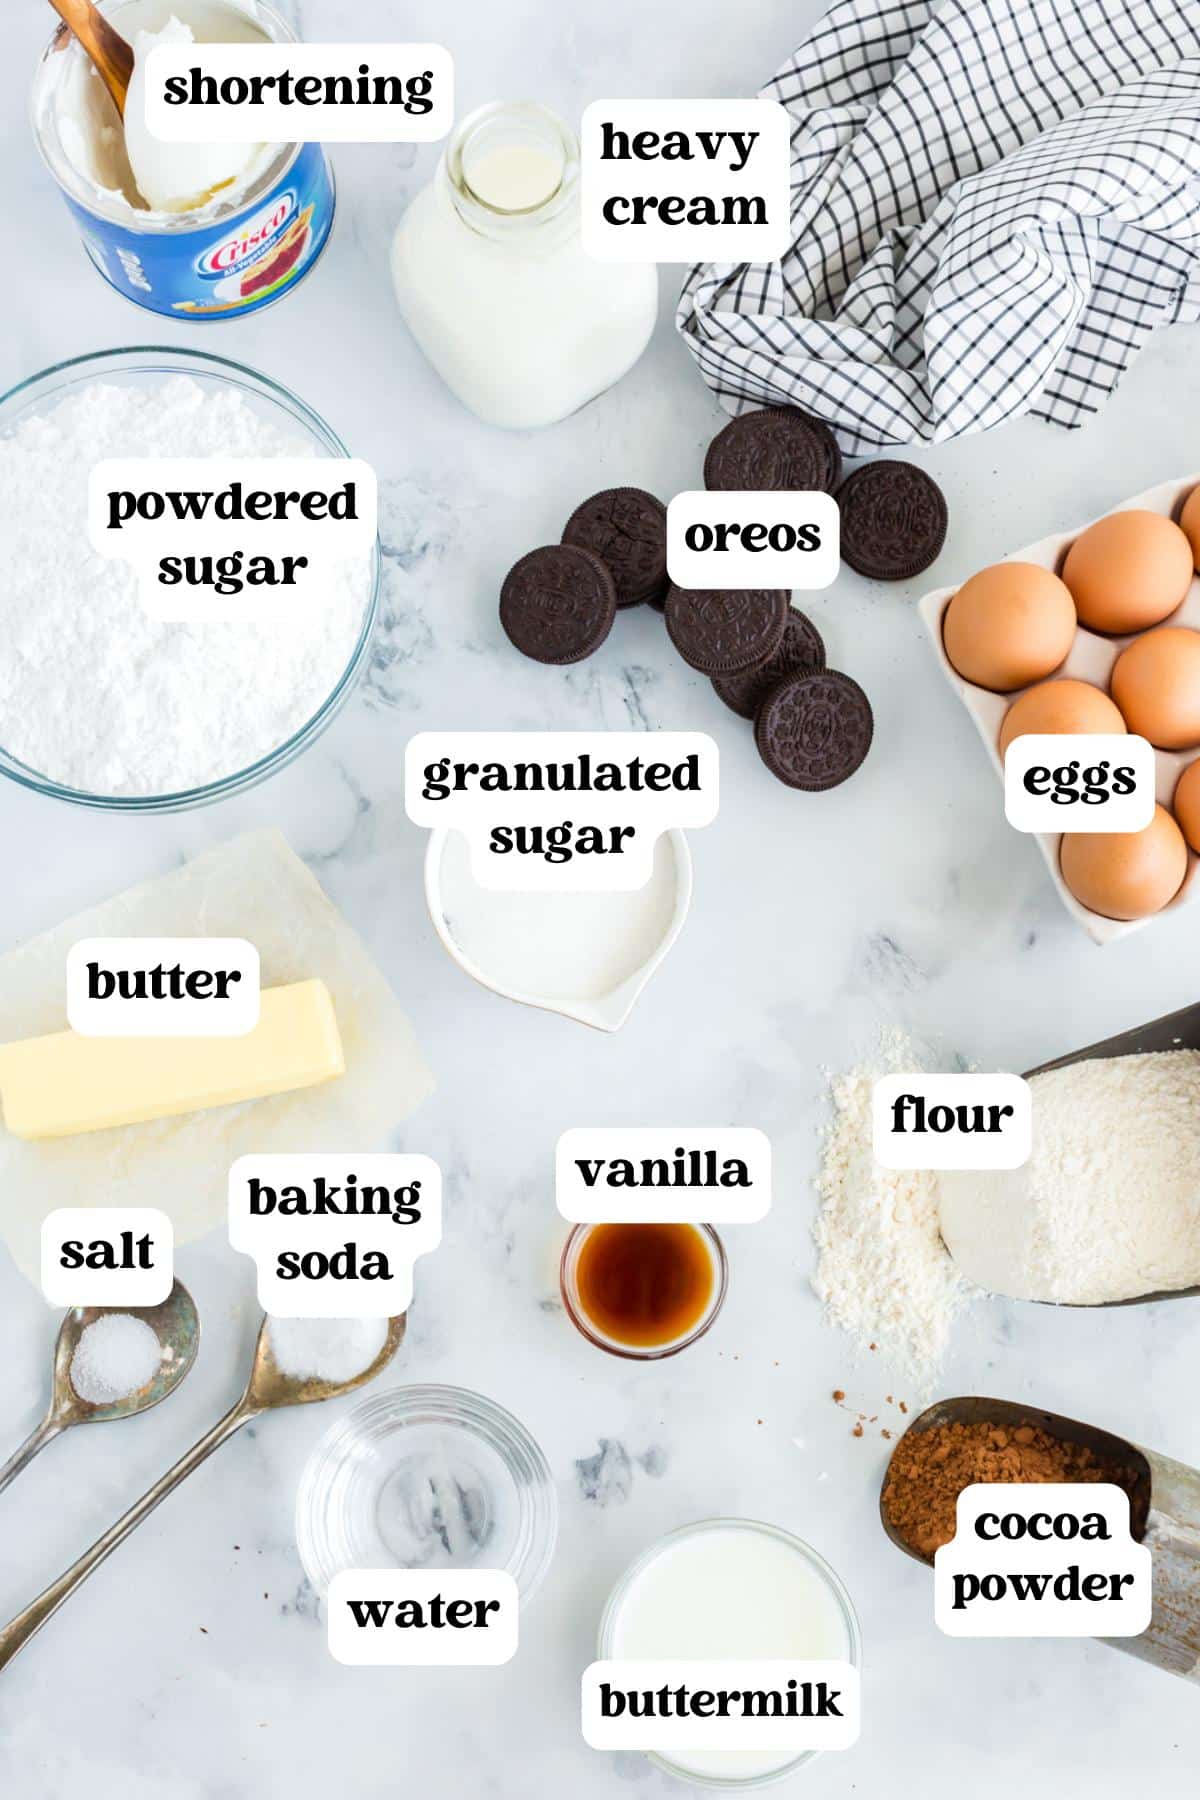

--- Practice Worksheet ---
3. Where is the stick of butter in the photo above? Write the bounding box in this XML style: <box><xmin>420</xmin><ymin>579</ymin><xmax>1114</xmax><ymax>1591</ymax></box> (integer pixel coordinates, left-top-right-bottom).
<box><xmin>0</xmin><ymin>979</ymin><xmax>344</xmax><ymax>1140</ymax></box>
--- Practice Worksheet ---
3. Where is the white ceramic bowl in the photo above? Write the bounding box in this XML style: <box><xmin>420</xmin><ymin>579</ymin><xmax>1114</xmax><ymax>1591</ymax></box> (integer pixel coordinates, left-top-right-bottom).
<box><xmin>423</xmin><ymin>826</ymin><xmax>692</xmax><ymax>1031</ymax></box>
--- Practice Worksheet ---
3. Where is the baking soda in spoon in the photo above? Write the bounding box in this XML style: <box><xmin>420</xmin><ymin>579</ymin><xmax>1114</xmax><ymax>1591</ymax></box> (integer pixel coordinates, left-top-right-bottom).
<box><xmin>123</xmin><ymin>16</ymin><xmax>261</xmax><ymax>212</ymax></box>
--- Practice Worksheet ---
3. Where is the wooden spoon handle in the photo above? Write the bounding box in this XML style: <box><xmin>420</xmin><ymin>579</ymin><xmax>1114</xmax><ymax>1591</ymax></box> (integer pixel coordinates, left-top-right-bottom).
<box><xmin>45</xmin><ymin>0</ymin><xmax>134</xmax><ymax>116</ymax></box>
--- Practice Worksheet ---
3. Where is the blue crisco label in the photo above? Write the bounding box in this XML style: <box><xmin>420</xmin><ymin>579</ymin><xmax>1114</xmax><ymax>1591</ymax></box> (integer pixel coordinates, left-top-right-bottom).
<box><xmin>61</xmin><ymin>141</ymin><xmax>334</xmax><ymax>319</ymax></box>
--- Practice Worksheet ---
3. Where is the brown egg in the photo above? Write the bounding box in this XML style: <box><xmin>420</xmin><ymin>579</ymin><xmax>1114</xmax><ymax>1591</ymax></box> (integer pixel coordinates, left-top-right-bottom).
<box><xmin>1110</xmin><ymin>627</ymin><xmax>1200</xmax><ymax>749</ymax></box>
<box><xmin>1181</xmin><ymin>486</ymin><xmax>1200</xmax><ymax>572</ymax></box>
<box><xmin>998</xmin><ymin>678</ymin><xmax>1125</xmax><ymax>759</ymax></box>
<box><xmin>1172</xmin><ymin>759</ymin><xmax>1200</xmax><ymax>855</ymax></box>
<box><xmin>1061</xmin><ymin>510</ymin><xmax>1192</xmax><ymax>634</ymax></box>
<box><xmin>1060</xmin><ymin>805</ymin><xmax>1188</xmax><ymax>921</ymax></box>
<box><xmin>942</xmin><ymin>562</ymin><xmax>1076</xmax><ymax>693</ymax></box>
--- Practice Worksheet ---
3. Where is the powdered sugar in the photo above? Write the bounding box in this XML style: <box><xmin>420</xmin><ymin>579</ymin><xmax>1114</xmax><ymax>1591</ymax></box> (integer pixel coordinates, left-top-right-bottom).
<box><xmin>0</xmin><ymin>376</ymin><xmax>370</xmax><ymax>796</ymax></box>
<box><xmin>939</xmin><ymin>1051</ymin><xmax>1200</xmax><ymax>1303</ymax></box>
<box><xmin>813</xmin><ymin>1031</ymin><xmax>976</xmax><ymax>1387</ymax></box>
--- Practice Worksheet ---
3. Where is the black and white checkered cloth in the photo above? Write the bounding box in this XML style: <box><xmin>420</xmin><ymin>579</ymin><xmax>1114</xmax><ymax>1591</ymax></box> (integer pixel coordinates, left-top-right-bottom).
<box><xmin>676</xmin><ymin>0</ymin><xmax>1200</xmax><ymax>452</ymax></box>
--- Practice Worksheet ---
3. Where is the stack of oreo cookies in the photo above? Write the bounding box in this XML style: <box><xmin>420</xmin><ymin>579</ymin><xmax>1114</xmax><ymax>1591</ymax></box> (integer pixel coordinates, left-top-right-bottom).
<box><xmin>498</xmin><ymin>404</ymin><xmax>947</xmax><ymax>791</ymax></box>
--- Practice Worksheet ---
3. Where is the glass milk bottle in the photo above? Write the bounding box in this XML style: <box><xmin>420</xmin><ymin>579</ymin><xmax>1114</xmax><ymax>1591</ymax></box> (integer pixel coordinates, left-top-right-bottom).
<box><xmin>391</xmin><ymin>102</ymin><xmax>658</xmax><ymax>429</ymax></box>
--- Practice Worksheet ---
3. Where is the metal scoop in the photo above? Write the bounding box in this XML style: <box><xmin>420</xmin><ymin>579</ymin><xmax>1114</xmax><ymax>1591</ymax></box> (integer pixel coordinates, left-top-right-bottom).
<box><xmin>0</xmin><ymin>1283</ymin><xmax>200</xmax><ymax>1496</ymax></box>
<box><xmin>0</xmin><ymin>1313</ymin><xmax>405</xmax><ymax>1672</ymax></box>
<box><xmin>941</xmin><ymin>999</ymin><xmax>1200</xmax><ymax>1305</ymax></box>
<box><xmin>880</xmin><ymin>1395</ymin><xmax>1200</xmax><ymax>1682</ymax></box>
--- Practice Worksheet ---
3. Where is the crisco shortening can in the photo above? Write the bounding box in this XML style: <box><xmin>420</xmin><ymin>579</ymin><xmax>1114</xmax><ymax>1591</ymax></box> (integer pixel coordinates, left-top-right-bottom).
<box><xmin>31</xmin><ymin>1</ymin><xmax>334</xmax><ymax>320</ymax></box>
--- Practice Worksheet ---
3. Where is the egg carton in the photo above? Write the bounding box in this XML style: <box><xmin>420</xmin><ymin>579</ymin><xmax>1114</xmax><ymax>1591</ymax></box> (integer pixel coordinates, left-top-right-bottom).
<box><xmin>918</xmin><ymin>472</ymin><xmax>1200</xmax><ymax>946</ymax></box>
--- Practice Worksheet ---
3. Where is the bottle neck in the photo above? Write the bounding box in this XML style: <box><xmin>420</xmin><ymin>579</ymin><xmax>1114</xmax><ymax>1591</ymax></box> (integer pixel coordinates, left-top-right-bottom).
<box><xmin>442</xmin><ymin>103</ymin><xmax>580</xmax><ymax>244</ymax></box>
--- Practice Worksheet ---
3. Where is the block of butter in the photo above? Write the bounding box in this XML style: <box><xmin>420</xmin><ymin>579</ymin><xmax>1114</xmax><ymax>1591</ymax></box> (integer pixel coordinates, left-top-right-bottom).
<box><xmin>0</xmin><ymin>979</ymin><xmax>344</xmax><ymax>1140</ymax></box>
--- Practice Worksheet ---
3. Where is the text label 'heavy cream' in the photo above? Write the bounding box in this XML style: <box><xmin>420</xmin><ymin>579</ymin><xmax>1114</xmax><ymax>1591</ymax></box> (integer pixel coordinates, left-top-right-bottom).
<box><xmin>228</xmin><ymin>1154</ymin><xmax>441</xmax><ymax>1315</ymax></box>
<box><xmin>328</xmin><ymin>1570</ymin><xmax>518</xmax><ymax>1666</ymax></box>
<box><xmin>557</xmin><ymin>1128</ymin><xmax>771</xmax><ymax>1223</ymax></box>
<box><xmin>87</xmin><ymin>458</ymin><xmax>377</xmax><ymax>623</ymax></box>
<box><xmin>581</xmin><ymin>100</ymin><xmax>791</xmax><ymax>260</ymax></box>
<box><xmin>405</xmin><ymin>732</ymin><xmax>719</xmax><ymax>891</ymax></box>
<box><xmin>872</xmin><ymin>1073</ymin><xmax>1031</xmax><ymax>1171</ymax></box>
<box><xmin>67</xmin><ymin>937</ymin><xmax>260</xmax><ymax>1036</ymax></box>
<box><xmin>42</xmin><ymin>1206</ymin><xmax>174</xmax><ymax>1307</ymax></box>
<box><xmin>934</xmin><ymin>1485</ymin><xmax>1151</xmax><ymax>1637</ymax></box>
<box><xmin>582</xmin><ymin>1661</ymin><xmax>860</xmax><ymax>1753</ymax></box>
<box><xmin>143</xmin><ymin>44</ymin><xmax>453</xmax><ymax>142</ymax></box>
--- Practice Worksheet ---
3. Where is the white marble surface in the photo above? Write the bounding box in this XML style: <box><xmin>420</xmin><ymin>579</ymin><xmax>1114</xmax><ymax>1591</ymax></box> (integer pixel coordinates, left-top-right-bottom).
<box><xmin>2</xmin><ymin>1</ymin><xmax>1199</xmax><ymax>1793</ymax></box>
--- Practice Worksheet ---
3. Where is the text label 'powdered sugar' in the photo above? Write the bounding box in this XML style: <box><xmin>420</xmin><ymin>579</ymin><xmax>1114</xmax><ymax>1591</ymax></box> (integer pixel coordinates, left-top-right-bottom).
<box><xmin>228</xmin><ymin>1154</ymin><xmax>441</xmax><ymax>1316</ymax></box>
<box><xmin>41</xmin><ymin>1206</ymin><xmax>174</xmax><ymax>1307</ymax></box>
<box><xmin>66</xmin><ymin>938</ymin><xmax>260</xmax><ymax>1037</ymax></box>
<box><xmin>582</xmin><ymin>1661</ymin><xmax>860</xmax><ymax>1752</ymax></box>
<box><xmin>934</xmin><ymin>1485</ymin><xmax>1152</xmax><ymax>1637</ymax></box>
<box><xmin>581</xmin><ymin>100</ymin><xmax>791</xmax><ymax>261</ymax></box>
<box><xmin>1004</xmin><ymin>734</ymin><xmax>1156</xmax><ymax>833</ymax></box>
<box><xmin>144</xmin><ymin>44</ymin><xmax>453</xmax><ymax>143</ymax></box>
<box><xmin>667</xmin><ymin>492</ymin><xmax>840</xmax><ymax>591</ymax></box>
<box><xmin>556</xmin><ymin>1128</ymin><xmax>771</xmax><ymax>1223</ymax></box>
<box><xmin>405</xmin><ymin>732</ymin><xmax>719</xmax><ymax>891</ymax></box>
<box><xmin>328</xmin><ymin>1570</ymin><xmax>519</xmax><ymax>1666</ymax></box>
<box><xmin>872</xmin><ymin>1073</ymin><xmax>1031</xmax><ymax>1171</ymax></box>
<box><xmin>87</xmin><ymin>458</ymin><xmax>377</xmax><ymax>623</ymax></box>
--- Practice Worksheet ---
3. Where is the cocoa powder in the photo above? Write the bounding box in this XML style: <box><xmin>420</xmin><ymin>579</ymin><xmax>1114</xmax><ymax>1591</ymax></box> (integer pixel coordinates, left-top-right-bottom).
<box><xmin>881</xmin><ymin>1420</ymin><xmax>1140</xmax><ymax>1560</ymax></box>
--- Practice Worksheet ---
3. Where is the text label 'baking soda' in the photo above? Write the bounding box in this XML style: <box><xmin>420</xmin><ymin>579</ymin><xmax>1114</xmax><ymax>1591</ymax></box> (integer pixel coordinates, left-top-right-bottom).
<box><xmin>1004</xmin><ymin>735</ymin><xmax>1156</xmax><ymax>834</ymax></box>
<box><xmin>582</xmin><ymin>1661</ymin><xmax>860</xmax><ymax>1754</ymax></box>
<box><xmin>143</xmin><ymin>44</ymin><xmax>452</xmax><ymax>143</ymax></box>
<box><xmin>405</xmin><ymin>732</ymin><xmax>719</xmax><ymax>891</ymax></box>
<box><xmin>41</xmin><ymin>1206</ymin><xmax>174</xmax><ymax>1308</ymax></box>
<box><xmin>328</xmin><ymin>1570</ymin><xmax>518</xmax><ymax>1667</ymax></box>
<box><xmin>228</xmin><ymin>1154</ymin><xmax>441</xmax><ymax>1315</ymax></box>
<box><xmin>87</xmin><ymin>458</ymin><xmax>378</xmax><ymax>624</ymax></box>
<box><xmin>872</xmin><ymin>1073</ymin><xmax>1031</xmax><ymax>1171</ymax></box>
<box><xmin>668</xmin><ymin>492</ymin><xmax>840</xmax><ymax>591</ymax></box>
<box><xmin>934</xmin><ymin>1484</ymin><xmax>1152</xmax><ymax>1637</ymax></box>
<box><xmin>556</xmin><ymin>1129</ymin><xmax>771</xmax><ymax>1224</ymax></box>
<box><xmin>581</xmin><ymin>100</ymin><xmax>791</xmax><ymax>261</ymax></box>
<box><xmin>66</xmin><ymin>938</ymin><xmax>260</xmax><ymax>1037</ymax></box>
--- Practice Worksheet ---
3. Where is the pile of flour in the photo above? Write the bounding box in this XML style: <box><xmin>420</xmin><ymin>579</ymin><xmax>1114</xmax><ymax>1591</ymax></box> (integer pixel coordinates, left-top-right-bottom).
<box><xmin>0</xmin><ymin>376</ymin><xmax>369</xmax><ymax>795</ymax></box>
<box><xmin>939</xmin><ymin>1051</ymin><xmax>1200</xmax><ymax>1304</ymax></box>
<box><xmin>813</xmin><ymin>1031</ymin><xmax>977</xmax><ymax>1388</ymax></box>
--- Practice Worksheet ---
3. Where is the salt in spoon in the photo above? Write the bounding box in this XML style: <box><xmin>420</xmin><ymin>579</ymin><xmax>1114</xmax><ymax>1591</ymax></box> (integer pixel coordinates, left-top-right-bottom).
<box><xmin>0</xmin><ymin>1281</ymin><xmax>200</xmax><ymax>1496</ymax></box>
<box><xmin>46</xmin><ymin>0</ymin><xmax>134</xmax><ymax>116</ymax></box>
<box><xmin>0</xmin><ymin>1313</ymin><xmax>406</xmax><ymax>1671</ymax></box>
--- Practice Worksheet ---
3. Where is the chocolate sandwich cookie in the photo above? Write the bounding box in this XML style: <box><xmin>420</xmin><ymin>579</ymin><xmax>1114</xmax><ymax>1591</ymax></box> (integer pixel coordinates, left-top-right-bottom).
<box><xmin>836</xmin><ymin>460</ymin><xmax>948</xmax><ymax>581</ymax></box>
<box><xmin>712</xmin><ymin>608</ymin><xmax>826</xmax><ymax>720</ymax></box>
<box><xmin>500</xmin><ymin>544</ymin><xmax>617</xmax><ymax>664</ymax></box>
<box><xmin>562</xmin><ymin>487</ymin><xmax>668</xmax><ymax>608</ymax></box>
<box><xmin>665</xmin><ymin>586</ymin><xmax>789</xmax><ymax>676</ymax></box>
<box><xmin>754</xmin><ymin>669</ymin><xmax>874</xmax><ymax>790</ymax></box>
<box><xmin>704</xmin><ymin>407</ymin><xmax>842</xmax><ymax>495</ymax></box>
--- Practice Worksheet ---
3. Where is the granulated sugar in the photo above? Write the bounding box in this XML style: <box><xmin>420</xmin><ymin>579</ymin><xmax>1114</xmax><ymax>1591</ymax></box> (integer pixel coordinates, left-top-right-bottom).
<box><xmin>267</xmin><ymin>1316</ymin><xmax>387</xmax><ymax>1383</ymax></box>
<box><xmin>0</xmin><ymin>377</ymin><xmax>370</xmax><ymax>796</ymax></box>
<box><xmin>813</xmin><ymin>1031</ymin><xmax>976</xmax><ymax>1387</ymax></box>
<box><xmin>70</xmin><ymin>1312</ymin><xmax>162</xmax><ymax>1404</ymax></box>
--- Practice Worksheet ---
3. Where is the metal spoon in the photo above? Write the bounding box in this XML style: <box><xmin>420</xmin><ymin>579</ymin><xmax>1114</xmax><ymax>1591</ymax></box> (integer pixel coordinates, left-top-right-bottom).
<box><xmin>880</xmin><ymin>1395</ymin><xmax>1200</xmax><ymax>1682</ymax></box>
<box><xmin>0</xmin><ymin>1282</ymin><xmax>200</xmax><ymax>1497</ymax></box>
<box><xmin>47</xmin><ymin>0</ymin><xmax>134</xmax><ymax>116</ymax></box>
<box><xmin>0</xmin><ymin>1314</ymin><xmax>406</xmax><ymax>1672</ymax></box>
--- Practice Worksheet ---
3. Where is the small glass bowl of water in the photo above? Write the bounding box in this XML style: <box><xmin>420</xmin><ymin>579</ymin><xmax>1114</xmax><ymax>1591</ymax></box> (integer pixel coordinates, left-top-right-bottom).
<box><xmin>295</xmin><ymin>1384</ymin><xmax>558</xmax><ymax>1602</ymax></box>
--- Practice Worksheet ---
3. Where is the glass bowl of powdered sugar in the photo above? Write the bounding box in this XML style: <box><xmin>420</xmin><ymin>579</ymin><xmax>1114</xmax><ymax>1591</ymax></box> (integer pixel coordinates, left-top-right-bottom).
<box><xmin>0</xmin><ymin>346</ymin><xmax>379</xmax><ymax>811</ymax></box>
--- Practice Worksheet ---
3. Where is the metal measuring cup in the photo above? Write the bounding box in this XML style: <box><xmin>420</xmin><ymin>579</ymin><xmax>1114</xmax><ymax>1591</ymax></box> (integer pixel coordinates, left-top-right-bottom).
<box><xmin>880</xmin><ymin>1396</ymin><xmax>1200</xmax><ymax>1681</ymax></box>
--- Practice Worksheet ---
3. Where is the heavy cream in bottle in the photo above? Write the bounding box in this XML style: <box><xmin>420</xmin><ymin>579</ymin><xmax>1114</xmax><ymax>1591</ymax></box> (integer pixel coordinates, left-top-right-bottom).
<box><xmin>391</xmin><ymin>103</ymin><xmax>658</xmax><ymax>429</ymax></box>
